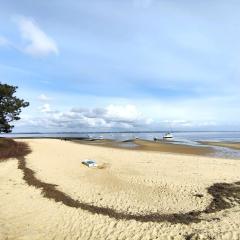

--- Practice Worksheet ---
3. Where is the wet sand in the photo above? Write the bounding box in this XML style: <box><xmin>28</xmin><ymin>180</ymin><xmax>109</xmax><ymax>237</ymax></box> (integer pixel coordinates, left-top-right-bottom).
<box><xmin>73</xmin><ymin>138</ymin><xmax>213</xmax><ymax>156</ymax></box>
<box><xmin>134</xmin><ymin>139</ymin><xmax>213</xmax><ymax>156</ymax></box>
<box><xmin>1</xmin><ymin>139</ymin><xmax>240</xmax><ymax>239</ymax></box>
<box><xmin>200</xmin><ymin>141</ymin><xmax>240</xmax><ymax>150</ymax></box>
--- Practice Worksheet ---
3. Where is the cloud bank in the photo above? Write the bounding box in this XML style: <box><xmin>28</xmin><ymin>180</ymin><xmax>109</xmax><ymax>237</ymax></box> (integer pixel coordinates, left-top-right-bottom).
<box><xmin>19</xmin><ymin>104</ymin><xmax>153</xmax><ymax>131</ymax></box>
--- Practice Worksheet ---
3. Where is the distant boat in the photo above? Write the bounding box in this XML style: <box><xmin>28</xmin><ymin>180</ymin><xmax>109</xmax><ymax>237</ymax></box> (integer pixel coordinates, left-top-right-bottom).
<box><xmin>163</xmin><ymin>132</ymin><xmax>173</xmax><ymax>139</ymax></box>
<box><xmin>90</xmin><ymin>135</ymin><xmax>104</xmax><ymax>140</ymax></box>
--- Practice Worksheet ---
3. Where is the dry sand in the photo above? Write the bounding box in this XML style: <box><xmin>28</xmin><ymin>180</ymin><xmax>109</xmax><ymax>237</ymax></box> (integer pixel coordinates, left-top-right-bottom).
<box><xmin>0</xmin><ymin>139</ymin><xmax>240</xmax><ymax>240</ymax></box>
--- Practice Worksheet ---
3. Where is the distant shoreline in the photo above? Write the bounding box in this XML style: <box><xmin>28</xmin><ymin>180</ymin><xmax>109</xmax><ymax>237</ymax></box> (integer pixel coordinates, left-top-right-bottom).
<box><xmin>3</xmin><ymin>130</ymin><xmax>240</xmax><ymax>135</ymax></box>
<box><xmin>2</xmin><ymin>133</ymin><xmax>240</xmax><ymax>159</ymax></box>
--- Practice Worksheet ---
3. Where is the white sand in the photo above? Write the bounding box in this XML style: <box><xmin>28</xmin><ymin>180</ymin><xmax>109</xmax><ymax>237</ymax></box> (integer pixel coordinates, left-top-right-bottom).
<box><xmin>0</xmin><ymin>139</ymin><xmax>240</xmax><ymax>239</ymax></box>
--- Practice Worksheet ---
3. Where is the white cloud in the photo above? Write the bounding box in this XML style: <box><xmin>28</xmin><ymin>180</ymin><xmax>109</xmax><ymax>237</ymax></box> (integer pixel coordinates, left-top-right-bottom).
<box><xmin>38</xmin><ymin>94</ymin><xmax>52</xmax><ymax>101</ymax></box>
<box><xmin>39</xmin><ymin>103</ymin><xmax>57</xmax><ymax>113</ymax></box>
<box><xmin>17</xmin><ymin>101</ymin><xmax>233</xmax><ymax>131</ymax></box>
<box><xmin>40</xmin><ymin>103</ymin><xmax>51</xmax><ymax>113</ymax></box>
<box><xmin>16</xmin><ymin>16</ymin><xmax>58</xmax><ymax>56</ymax></box>
<box><xmin>71</xmin><ymin>104</ymin><xmax>152</xmax><ymax>126</ymax></box>
<box><xmin>105</xmin><ymin>104</ymin><xmax>142</xmax><ymax>122</ymax></box>
<box><xmin>27</xmin><ymin>104</ymin><xmax>152</xmax><ymax>130</ymax></box>
<box><xmin>18</xmin><ymin>98</ymin><xmax>231</xmax><ymax>131</ymax></box>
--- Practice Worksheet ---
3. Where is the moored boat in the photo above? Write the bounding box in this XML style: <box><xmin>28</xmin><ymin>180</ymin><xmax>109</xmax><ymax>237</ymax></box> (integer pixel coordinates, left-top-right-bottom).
<box><xmin>163</xmin><ymin>132</ymin><xmax>173</xmax><ymax>139</ymax></box>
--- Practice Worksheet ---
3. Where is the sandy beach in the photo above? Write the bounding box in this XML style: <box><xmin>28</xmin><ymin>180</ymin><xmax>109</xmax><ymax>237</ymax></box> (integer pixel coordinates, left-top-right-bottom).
<box><xmin>1</xmin><ymin>138</ymin><xmax>240</xmax><ymax>240</ymax></box>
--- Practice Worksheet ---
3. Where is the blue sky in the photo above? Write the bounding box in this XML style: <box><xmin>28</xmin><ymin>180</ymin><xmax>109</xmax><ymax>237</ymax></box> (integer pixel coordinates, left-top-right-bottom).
<box><xmin>0</xmin><ymin>0</ymin><xmax>240</xmax><ymax>132</ymax></box>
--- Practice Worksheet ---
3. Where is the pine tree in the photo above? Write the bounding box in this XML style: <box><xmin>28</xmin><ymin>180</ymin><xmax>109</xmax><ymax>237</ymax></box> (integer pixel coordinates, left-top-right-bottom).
<box><xmin>0</xmin><ymin>83</ymin><xmax>29</xmax><ymax>133</ymax></box>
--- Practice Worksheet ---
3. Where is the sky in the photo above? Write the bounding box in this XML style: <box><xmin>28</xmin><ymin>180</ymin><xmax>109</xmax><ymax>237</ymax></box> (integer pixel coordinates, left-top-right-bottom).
<box><xmin>0</xmin><ymin>0</ymin><xmax>240</xmax><ymax>132</ymax></box>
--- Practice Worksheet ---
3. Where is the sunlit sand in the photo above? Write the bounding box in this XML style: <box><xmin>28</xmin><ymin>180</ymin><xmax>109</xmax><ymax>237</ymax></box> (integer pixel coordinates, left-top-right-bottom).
<box><xmin>0</xmin><ymin>139</ymin><xmax>240</xmax><ymax>239</ymax></box>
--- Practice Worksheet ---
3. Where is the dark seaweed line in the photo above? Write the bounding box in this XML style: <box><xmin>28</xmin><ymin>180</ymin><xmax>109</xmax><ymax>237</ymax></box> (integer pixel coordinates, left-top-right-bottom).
<box><xmin>17</xmin><ymin>156</ymin><xmax>240</xmax><ymax>225</ymax></box>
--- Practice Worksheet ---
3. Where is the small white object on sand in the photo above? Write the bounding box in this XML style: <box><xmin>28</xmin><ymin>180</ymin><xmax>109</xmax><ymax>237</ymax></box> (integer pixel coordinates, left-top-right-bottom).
<box><xmin>82</xmin><ymin>159</ymin><xmax>98</xmax><ymax>168</ymax></box>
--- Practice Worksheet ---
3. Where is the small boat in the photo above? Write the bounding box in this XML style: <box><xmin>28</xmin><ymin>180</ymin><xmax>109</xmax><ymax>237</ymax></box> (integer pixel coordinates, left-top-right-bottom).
<box><xmin>82</xmin><ymin>159</ymin><xmax>98</xmax><ymax>168</ymax></box>
<box><xmin>163</xmin><ymin>132</ymin><xmax>173</xmax><ymax>139</ymax></box>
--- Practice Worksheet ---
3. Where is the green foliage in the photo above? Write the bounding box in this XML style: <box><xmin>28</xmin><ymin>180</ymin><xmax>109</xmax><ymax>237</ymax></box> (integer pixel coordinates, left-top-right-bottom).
<box><xmin>0</xmin><ymin>82</ymin><xmax>29</xmax><ymax>133</ymax></box>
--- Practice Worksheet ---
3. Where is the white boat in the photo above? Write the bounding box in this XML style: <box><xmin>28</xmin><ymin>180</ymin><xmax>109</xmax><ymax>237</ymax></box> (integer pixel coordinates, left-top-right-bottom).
<box><xmin>82</xmin><ymin>159</ymin><xmax>98</xmax><ymax>168</ymax></box>
<box><xmin>163</xmin><ymin>132</ymin><xmax>173</xmax><ymax>139</ymax></box>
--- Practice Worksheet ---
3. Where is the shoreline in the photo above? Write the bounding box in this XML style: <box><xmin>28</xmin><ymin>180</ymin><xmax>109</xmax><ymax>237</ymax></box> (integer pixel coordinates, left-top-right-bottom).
<box><xmin>5</xmin><ymin>136</ymin><xmax>240</xmax><ymax>158</ymax></box>
<box><xmin>4</xmin><ymin>136</ymin><xmax>215</xmax><ymax>156</ymax></box>
<box><xmin>2</xmin><ymin>135</ymin><xmax>240</xmax><ymax>158</ymax></box>
<box><xmin>72</xmin><ymin>138</ymin><xmax>215</xmax><ymax>157</ymax></box>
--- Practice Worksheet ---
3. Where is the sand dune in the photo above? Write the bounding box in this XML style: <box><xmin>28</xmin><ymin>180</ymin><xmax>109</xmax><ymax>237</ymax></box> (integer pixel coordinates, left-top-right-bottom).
<box><xmin>1</xmin><ymin>139</ymin><xmax>240</xmax><ymax>239</ymax></box>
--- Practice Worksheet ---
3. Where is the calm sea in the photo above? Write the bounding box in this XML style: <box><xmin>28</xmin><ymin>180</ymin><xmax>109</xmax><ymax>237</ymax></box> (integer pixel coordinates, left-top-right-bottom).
<box><xmin>2</xmin><ymin>131</ymin><xmax>240</xmax><ymax>141</ymax></box>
